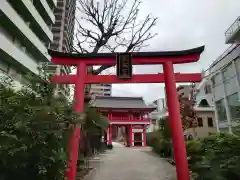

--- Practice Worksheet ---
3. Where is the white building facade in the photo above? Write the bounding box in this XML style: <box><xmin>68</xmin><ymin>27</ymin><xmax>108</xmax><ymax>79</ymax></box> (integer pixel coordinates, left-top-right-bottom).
<box><xmin>208</xmin><ymin>16</ymin><xmax>240</xmax><ymax>134</ymax></box>
<box><xmin>90</xmin><ymin>84</ymin><xmax>112</xmax><ymax>96</ymax></box>
<box><xmin>148</xmin><ymin>98</ymin><xmax>167</xmax><ymax>132</ymax></box>
<box><xmin>0</xmin><ymin>0</ymin><xmax>56</xmax><ymax>89</ymax></box>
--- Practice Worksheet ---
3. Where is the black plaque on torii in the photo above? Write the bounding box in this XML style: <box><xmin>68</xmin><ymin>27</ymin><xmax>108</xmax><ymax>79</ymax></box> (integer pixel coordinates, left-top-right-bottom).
<box><xmin>116</xmin><ymin>53</ymin><xmax>133</xmax><ymax>79</ymax></box>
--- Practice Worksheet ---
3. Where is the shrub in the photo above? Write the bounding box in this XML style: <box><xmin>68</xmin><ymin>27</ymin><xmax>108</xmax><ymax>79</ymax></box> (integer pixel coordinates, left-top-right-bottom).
<box><xmin>186</xmin><ymin>133</ymin><xmax>240</xmax><ymax>180</ymax></box>
<box><xmin>0</xmin><ymin>75</ymin><xmax>76</xmax><ymax>180</ymax></box>
<box><xmin>147</xmin><ymin>131</ymin><xmax>162</xmax><ymax>147</ymax></box>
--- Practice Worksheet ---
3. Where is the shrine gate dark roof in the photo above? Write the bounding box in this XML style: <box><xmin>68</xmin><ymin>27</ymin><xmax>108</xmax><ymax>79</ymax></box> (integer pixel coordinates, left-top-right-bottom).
<box><xmin>48</xmin><ymin>46</ymin><xmax>204</xmax><ymax>59</ymax></box>
<box><xmin>94</xmin><ymin>96</ymin><xmax>156</xmax><ymax>110</ymax></box>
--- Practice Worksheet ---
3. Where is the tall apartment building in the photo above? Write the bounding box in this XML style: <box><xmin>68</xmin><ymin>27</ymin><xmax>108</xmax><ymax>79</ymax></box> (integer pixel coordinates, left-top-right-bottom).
<box><xmin>209</xmin><ymin>16</ymin><xmax>240</xmax><ymax>134</ymax></box>
<box><xmin>51</xmin><ymin>0</ymin><xmax>75</xmax><ymax>52</ymax></box>
<box><xmin>0</xmin><ymin>0</ymin><xmax>56</xmax><ymax>89</ymax></box>
<box><xmin>90</xmin><ymin>84</ymin><xmax>112</xmax><ymax>96</ymax></box>
<box><xmin>45</xmin><ymin>0</ymin><xmax>76</xmax><ymax>97</ymax></box>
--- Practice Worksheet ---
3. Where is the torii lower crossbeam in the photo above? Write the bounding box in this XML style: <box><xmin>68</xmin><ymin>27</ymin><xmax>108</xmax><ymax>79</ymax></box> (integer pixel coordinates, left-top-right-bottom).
<box><xmin>51</xmin><ymin>73</ymin><xmax>201</xmax><ymax>84</ymax></box>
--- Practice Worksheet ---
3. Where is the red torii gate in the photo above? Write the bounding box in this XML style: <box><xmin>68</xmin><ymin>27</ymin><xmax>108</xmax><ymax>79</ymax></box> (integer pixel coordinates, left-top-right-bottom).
<box><xmin>49</xmin><ymin>46</ymin><xmax>204</xmax><ymax>180</ymax></box>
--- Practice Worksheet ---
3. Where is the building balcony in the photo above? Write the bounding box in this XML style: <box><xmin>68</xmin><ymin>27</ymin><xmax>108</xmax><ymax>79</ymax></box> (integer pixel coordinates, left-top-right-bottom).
<box><xmin>0</xmin><ymin>33</ymin><xmax>39</xmax><ymax>75</ymax></box>
<box><xmin>34</xmin><ymin>0</ymin><xmax>55</xmax><ymax>24</ymax></box>
<box><xmin>8</xmin><ymin>0</ymin><xmax>53</xmax><ymax>43</ymax></box>
<box><xmin>194</xmin><ymin>105</ymin><xmax>214</xmax><ymax>112</ymax></box>
<box><xmin>0</xmin><ymin>1</ymin><xmax>51</xmax><ymax>62</ymax></box>
<box><xmin>225</xmin><ymin>16</ymin><xmax>240</xmax><ymax>44</ymax></box>
<box><xmin>47</xmin><ymin>0</ymin><xmax>57</xmax><ymax>8</ymax></box>
<box><xmin>109</xmin><ymin>119</ymin><xmax>151</xmax><ymax>125</ymax></box>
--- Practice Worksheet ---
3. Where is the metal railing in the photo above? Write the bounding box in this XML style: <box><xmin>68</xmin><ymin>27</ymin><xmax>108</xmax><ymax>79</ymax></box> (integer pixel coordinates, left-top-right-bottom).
<box><xmin>204</xmin><ymin>44</ymin><xmax>239</xmax><ymax>77</ymax></box>
<box><xmin>111</xmin><ymin>117</ymin><xmax>150</xmax><ymax>121</ymax></box>
<box><xmin>225</xmin><ymin>16</ymin><xmax>240</xmax><ymax>41</ymax></box>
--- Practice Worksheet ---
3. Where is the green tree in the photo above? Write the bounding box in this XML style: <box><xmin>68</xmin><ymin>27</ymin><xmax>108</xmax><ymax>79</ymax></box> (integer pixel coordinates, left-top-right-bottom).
<box><xmin>0</xmin><ymin>72</ymin><xmax>81</xmax><ymax>180</ymax></box>
<box><xmin>186</xmin><ymin>133</ymin><xmax>240</xmax><ymax>180</ymax></box>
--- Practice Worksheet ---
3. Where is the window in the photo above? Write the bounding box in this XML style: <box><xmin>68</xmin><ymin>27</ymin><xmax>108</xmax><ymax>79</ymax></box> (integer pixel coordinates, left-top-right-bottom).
<box><xmin>216</xmin><ymin>99</ymin><xmax>227</xmax><ymax>121</ymax></box>
<box><xmin>199</xmin><ymin>99</ymin><xmax>210</xmax><ymax>107</ymax></box>
<box><xmin>211</xmin><ymin>73</ymin><xmax>221</xmax><ymax>87</ymax></box>
<box><xmin>227</xmin><ymin>93</ymin><xmax>240</xmax><ymax>121</ymax></box>
<box><xmin>207</xmin><ymin>117</ymin><xmax>214</xmax><ymax>127</ymax></box>
<box><xmin>152</xmin><ymin>119</ymin><xmax>156</xmax><ymax>125</ymax></box>
<box><xmin>204</xmin><ymin>84</ymin><xmax>212</xmax><ymax>94</ymax></box>
<box><xmin>211</xmin><ymin>77</ymin><xmax>215</xmax><ymax>86</ymax></box>
<box><xmin>197</xmin><ymin>117</ymin><xmax>203</xmax><ymax>127</ymax></box>
<box><xmin>188</xmin><ymin>135</ymin><xmax>193</xmax><ymax>140</ymax></box>
<box><xmin>235</xmin><ymin>57</ymin><xmax>240</xmax><ymax>84</ymax></box>
<box><xmin>222</xmin><ymin>64</ymin><xmax>232</xmax><ymax>82</ymax></box>
<box><xmin>53</xmin><ymin>35</ymin><xmax>60</xmax><ymax>42</ymax></box>
<box><xmin>55</xmin><ymin>14</ymin><xmax>62</xmax><ymax>21</ymax></box>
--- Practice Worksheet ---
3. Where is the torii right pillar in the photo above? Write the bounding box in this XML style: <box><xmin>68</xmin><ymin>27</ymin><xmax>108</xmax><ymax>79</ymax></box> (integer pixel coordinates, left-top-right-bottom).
<box><xmin>163</xmin><ymin>61</ymin><xmax>190</xmax><ymax>180</ymax></box>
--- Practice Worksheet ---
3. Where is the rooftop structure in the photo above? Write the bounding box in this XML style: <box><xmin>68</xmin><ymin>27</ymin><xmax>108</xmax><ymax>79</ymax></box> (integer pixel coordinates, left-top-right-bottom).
<box><xmin>225</xmin><ymin>16</ymin><xmax>240</xmax><ymax>44</ymax></box>
<box><xmin>95</xmin><ymin>96</ymin><xmax>156</xmax><ymax>110</ymax></box>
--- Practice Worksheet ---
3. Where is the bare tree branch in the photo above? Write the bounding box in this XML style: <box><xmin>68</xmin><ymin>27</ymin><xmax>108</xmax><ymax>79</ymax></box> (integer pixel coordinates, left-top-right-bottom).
<box><xmin>73</xmin><ymin>0</ymin><xmax>158</xmax><ymax>74</ymax></box>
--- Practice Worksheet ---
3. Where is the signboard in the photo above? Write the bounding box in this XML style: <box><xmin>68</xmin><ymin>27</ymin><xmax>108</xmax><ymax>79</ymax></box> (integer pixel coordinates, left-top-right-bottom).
<box><xmin>116</xmin><ymin>53</ymin><xmax>132</xmax><ymax>79</ymax></box>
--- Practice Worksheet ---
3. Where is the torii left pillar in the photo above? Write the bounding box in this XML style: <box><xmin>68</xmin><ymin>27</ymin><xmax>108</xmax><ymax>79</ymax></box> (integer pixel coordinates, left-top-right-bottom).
<box><xmin>66</xmin><ymin>62</ymin><xmax>86</xmax><ymax>180</ymax></box>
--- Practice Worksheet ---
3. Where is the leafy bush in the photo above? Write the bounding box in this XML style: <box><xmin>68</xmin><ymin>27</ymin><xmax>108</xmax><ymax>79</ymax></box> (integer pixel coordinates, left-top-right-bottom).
<box><xmin>148</xmin><ymin>118</ymin><xmax>173</xmax><ymax>158</ymax></box>
<box><xmin>0</xmin><ymin>75</ymin><xmax>77</xmax><ymax>180</ymax></box>
<box><xmin>186</xmin><ymin>133</ymin><xmax>240</xmax><ymax>180</ymax></box>
<box><xmin>147</xmin><ymin>130</ymin><xmax>162</xmax><ymax>147</ymax></box>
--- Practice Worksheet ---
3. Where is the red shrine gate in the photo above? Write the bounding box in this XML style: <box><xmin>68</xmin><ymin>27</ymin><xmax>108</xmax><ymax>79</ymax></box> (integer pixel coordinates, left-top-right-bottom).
<box><xmin>94</xmin><ymin>96</ymin><xmax>156</xmax><ymax>147</ymax></box>
<box><xmin>49</xmin><ymin>46</ymin><xmax>204</xmax><ymax>180</ymax></box>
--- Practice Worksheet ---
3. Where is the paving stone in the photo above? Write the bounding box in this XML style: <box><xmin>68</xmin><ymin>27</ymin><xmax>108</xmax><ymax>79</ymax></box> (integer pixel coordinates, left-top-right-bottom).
<box><xmin>88</xmin><ymin>143</ymin><xmax>177</xmax><ymax>180</ymax></box>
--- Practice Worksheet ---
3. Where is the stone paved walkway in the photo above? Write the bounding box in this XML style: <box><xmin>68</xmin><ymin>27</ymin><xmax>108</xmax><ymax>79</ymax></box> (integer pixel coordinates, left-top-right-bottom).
<box><xmin>87</xmin><ymin>143</ymin><xmax>176</xmax><ymax>180</ymax></box>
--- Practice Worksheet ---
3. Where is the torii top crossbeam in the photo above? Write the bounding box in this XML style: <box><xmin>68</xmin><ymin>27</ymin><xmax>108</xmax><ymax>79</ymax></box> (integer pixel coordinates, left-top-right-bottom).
<box><xmin>49</xmin><ymin>46</ymin><xmax>204</xmax><ymax>66</ymax></box>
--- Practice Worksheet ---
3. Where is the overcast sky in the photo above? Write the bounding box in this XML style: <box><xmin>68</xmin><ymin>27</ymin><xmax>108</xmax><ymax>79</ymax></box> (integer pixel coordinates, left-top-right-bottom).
<box><xmin>103</xmin><ymin>0</ymin><xmax>240</xmax><ymax>103</ymax></box>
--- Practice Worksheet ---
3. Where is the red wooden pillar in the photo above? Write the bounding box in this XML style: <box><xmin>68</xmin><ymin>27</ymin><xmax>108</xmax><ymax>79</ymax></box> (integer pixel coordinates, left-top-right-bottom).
<box><xmin>143</xmin><ymin>126</ymin><xmax>147</xmax><ymax>147</ymax></box>
<box><xmin>67</xmin><ymin>62</ymin><xmax>86</xmax><ymax>180</ymax></box>
<box><xmin>108</xmin><ymin>125</ymin><xmax>113</xmax><ymax>144</ymax></box>
<box><xmin>128</xmin><ymin>125</ymin><xmax>132</xmax><ymax>147</ymax></box>
<box><xmin>163</xmin><ymin>61</ymin><xmax>190</xmax><ymax>180</ymax></box>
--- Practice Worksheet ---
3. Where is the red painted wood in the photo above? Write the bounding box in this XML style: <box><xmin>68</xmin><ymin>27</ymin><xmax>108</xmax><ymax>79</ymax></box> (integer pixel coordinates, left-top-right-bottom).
<box><xmin>109</xmin><ymin>119</ymin><xmax>151</xmax><ymax>124</ymax></box>
<box><xmin>108</xmin><ymin>125</ymin><xmax>112</xmax><ymax>144</ymax></box>
<box><xmin>128</xmin><ymin>125</ymin><xmax>132</xmax><ymax>147</ymax></box>
<box><xmin>143</xmin><ymin>127</ymin><xmax>147</xmax><ymax>146</ymax></box>
<box><xmin>51</xmin><ymin>54</ymin><xmax>200</xmax><ymax>65</ymax></box>
<box><xmin>98</xmin><ymin>108</ymin><xmax>154</xmax><ymax>113</ymax></box>
<box><xmin>67</xmin><ymin>63</ymin><xmax>86</xmax><ymax>180</ymax></box>
<box><xmin>51</xmin><ymin>48</ymin><xmax>204</xmax><ymax>180</ymax></box>
<box><xmin>73</xmin><ymin>63</ymin><xmax>86</xmax><ymax>111</ymax></box>
<box><xmin>50</xmin><ymin>73</ymin><xmax>202</xmax><ymax>84</ymax></box>
<box><xmin>163</xmin><ymin>61</ymin><xmax>190</xmax><ymax>180</ymax></box>
<box><xmin>51</xmin><ymin>75</ymin><xmax>76</xmax><ymax>84</ymax></box>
